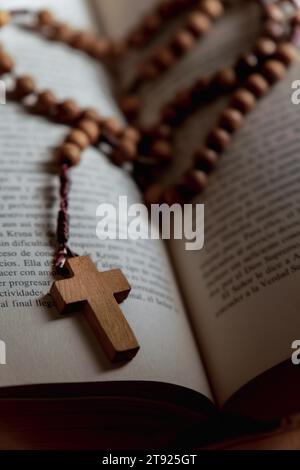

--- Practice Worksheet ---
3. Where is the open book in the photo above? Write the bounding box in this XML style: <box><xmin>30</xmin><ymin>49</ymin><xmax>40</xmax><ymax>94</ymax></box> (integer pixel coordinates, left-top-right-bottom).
<box><xmin>1</xmin><ymin>0</ymin><xmax>300</xmax><ymax>450</ymax></box>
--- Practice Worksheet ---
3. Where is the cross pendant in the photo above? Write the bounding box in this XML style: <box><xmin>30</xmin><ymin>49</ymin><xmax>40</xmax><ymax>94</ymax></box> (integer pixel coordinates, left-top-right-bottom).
<box><xmin>50</xmin><ymin>256</ymin><xmax>140</xmax><ymax>363</ymax></box>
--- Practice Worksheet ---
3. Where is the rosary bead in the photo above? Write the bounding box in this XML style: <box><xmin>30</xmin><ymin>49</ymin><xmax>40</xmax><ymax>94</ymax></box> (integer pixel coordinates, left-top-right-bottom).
<box><xmin>123</xmin><ymin>127</ymin><xmax>140</xmax><ymax>144</ymax></box>
<box><xmin>66</xmin><ymin>129</ymin><xmax>90</xmax><ymax>150</ymax></box>
<box><xmin>0</xmin><ymin>52</ymin><xmax>14</xmax><ymax>75</ymax></box>
<box><xmin>51</xmin><ymin>22</ymin><xmax>74</xmax><ymax>43</ymax></box>
<box><xmin>264</xmin><ymin>4</ymin><xmax>285</xmax><ymax>23</ymax></box>
<box><xmin>255</xmin><ymin>37</ymin><xmax>277</xmax><ymax>59</ymax></box>
<box><xmin>144</xmin><ymin>13</ymin><xmax>161</xmax><ymax>34</ymax></box>
<box><xmin>144</xmin><ymin>183</ymin><xmax>164</xmax><ymax>205</ymax></box>
<box><xmin>70</xmin><ymin>31</ymin><xmax>93</xmax><ymax>51</ymax></box>
<box><xmin>292</xmin><ymin>11</ymin><xmax>300</xmax><ymax>27</ymax></box>
<box><xmin>151</xmin><ymin>140</ymin><xmax>173</xmax><ymax>161</ymax></box>
<box><xmin>88</xmin><ymin>38</ymin><xmax>110</xmax><ymax>59</ymax></box>
<box><xmin>110</xmin><ymin>40</ymin><xmax>127</xmax><ymax>59</ymax></box>
<box><xmin>172</xmin><ymin>30</ymin><xmax>195</xmax><ymax>55</ymax></box>
<box><xmin>78</xmin><ymin>119</ymin><xmax>101</xmax><ymax>144</ymax></box>
<box><xmin>161</xmin><ymin>105</ymin><xmax>178</xmax><ymax>125</ymax></box>
<box><xmin>263</xmin><ymin>59</ymin><xmax>286</xmax><ymax>83</ymax></box>
<box><xmin>213</xmin><ymin>67</ymin><xmax>237</xmax><ymax>91</ymax></box>
<box><xmin>58</xmin><ymin>143</ymin><xmax>81</xmax><ymax>167</ymax></box>
<box><xmin>153</xmin><ymin>124</ymin><xmax>172</xmax><ymax>140</ymax></box>
<box><xmin>245</xmin><ymin>73</ymin><xmax>269</xmax><ymax>98</ymax></box>
<box><xmin>194</xmin><ymin>148</ymin><xmax>219</xmax><ymax>173</ymax></box>
<box><xmin>275</xmin><ymin>42</ymin><xmax>298</xmax><ymax>65</ymax></box>
<box><xmin>183</xmin><ymin>169</ymin><xmax>208</xmax><ymax>193</ymax></box>
<box><xmin>118</xmin><ymin>138</ymin><xmax>138</xmax><ymax>161</ymax></box>
<box><xmin>103</xmin><ymin>118</ymin><xmax>123</xmax><ymax>141</ymax></box>
<box><xmin>263</xmin><ymin>20</ymin><xmax>285</xmax><ymax>41</ymax></box>
<box><xmin>119</xmin><ymin>95</ymin><xmax>141</xmax><ymax>121</ymax></box>
<box><xmin>15</xmin><ymin>75</ymin><xmax>36</xmax><ymax>99</ymax></box>
<box><xmin>173</xmin><ymin>89</ymin><xmax>192</xmax><ymax>112</ymax></box>
<box><xmin>230</xmin><ymin>89</ymin><xmax>256</xmax><ymax>114</ymax></box>
<box><xmin>57</xmin><ymin>99</ymin><xmax>81</xmax><ymax>123</ymax></box>
<box><xmin>192</xmin><ymin>76</ymin><xmax>212</xmax><ymax>101</ymax></box>
<box><xmin>0</xmin><ymin>11</ymin><xmax>11</xmax><ymax>28</ymax></box>
<box><xmin>139</xmin><ymin>62</ymin><xmax>160</xmax><ymax>80</ymax></box>
<box><xmin>199</xmin><ymin>0</ymin><xmax>224</xmax><ymax>20</ymax></box>
<box><xmin>206</xmin><ymin>128</ymin><xmax>231</xmax><ymax>152</ymax></box>
<box><xmin>153</xmin><ymin>47</ymin><xmax>176</xmax><ymax>71</ymax></box>
<box><xmin>37</xmin><ymin>10</ymin><xmax>55</xmax><ymax>27</ymax></box>
<box><xmin>219</xmin><ymin>108</ymin><xmax>244</xmax><ymax>133</ymax></box>
<box><xmin>81</xmin><ymin>107</ymin><xmax>102</xmax><ymax>124</ymax></box>
<box><xmin>187</xmin><ymin>12</ymin><xmax>211</xmax><ymax>37</ymax></box>
<box><xmin>35</xmin><ymin>90</ymin><xmax>57</xmax><ymax>114</ymax></box>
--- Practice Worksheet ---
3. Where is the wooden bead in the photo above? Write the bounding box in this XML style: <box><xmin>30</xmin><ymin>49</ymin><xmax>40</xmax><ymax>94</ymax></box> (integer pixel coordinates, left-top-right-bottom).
<box><xmin>0</xmin><ymin>52</ymin><xmax>14</xmax><ymax>75</ymax></box>
<box><xmin>118</xmin><ymin>138</ymin><xmax>137</xmax><ymax>161</ymax></box>
<box><xmin>173</xmin><ymin>89</ymin><xmax>192</xmax><ymax>111</ymax></box>
<box><xmin>213</xmin><ymin>67</ymin><xmax>237</xmax><ymax>91</ymax></box>
<box><xmin>172</xmin><ymin>30</ymin><xmax>195</xmax><ymax>55</ymax></box>
<box><xmin>88</xmin><ymin>38</ymin><xmax>110</xmax><ymax>59</ymax></box>
<box><xmin>139</xmin><ymin>62</ymin><xmax>160</xmax><ymax>80</ymax></box>
<box><xmin>194</xmin><ymin>148</ymin><xmax>218</xmax><ymax>173</ymax></box>
<box><xmin>263</xmin><ymin>20</ymin><xmax>285</xmax><ymax>41</ymax></box>
<box><xmin>263</xmin><ymin>59</ymin><xmax>286</xmax><ymax>83</ymax></box>
<box><xmin>144</xmin><ymin>13</ymin><xmax>161</xmax><ymax>34</ymax></box>
<box><xmin>187</xmin><ymin>12</ymin><xmax>211</xmax><ymax>37</ymax></box>
<box><xmin>219</xmin><ymin>108</ymin><xmax>244</xmax><ymax>133</ymax></box>
<box><xmin>81</xmin><ymin>107</ymin><xmax>102</xmax><ymax>124</ymax></box>
<box><xmin>35</xmin><ymin>90</ymin><xmax>57</xmax><ymax>114</ymax></box>
<box><xmin>57</xmin><ymin>99</ymin><xmax>81</xmax><ymax>123</ymax></box>
<box><xmin>0</xmin><ymin>11</ymin><xmax>11</xmax><ymax>28</ymax></box>
<box><xmin>264</xmin><ymin>4</ymin><xmax>285</xmax><ymax>23</ymax></box>
<box><xmin>151</xmin><ymin>140</ymin><xmax>173</xmax><ymax>161</ymax></box>
<box><xmin>255</xmin><ymin>37</ymin><xmax>277</xmax><ymax>58</ymax></box>
<box><xmin>37</xmin><ymin>10</ymin><xmax>55</xmax><ymax>27</ymax></box>
<box><xmin>207</xmin><ymin>128</ymin><xmax>231</xmax><ymax>152</ymax></box>
<box><xmin>192</xmin><ymin>76</ymin><xmax>212</xmax><ymax>100</ymax></box>
<box><xmin>69</xmin><ymin>31</ymin><xmax>93</xmax><ymax>50</ymax></box>
<box><xmin>110</xmin><ymin>40</ymin><xmax>127</xmax><ymax>59</ymax></box>
<box><xmin>58</xmin><ymin>143</ymin><xmax>81</xmax><ymax>167</ymax></box>
<box><xmin>15</xmin><ymin>75</ymin><xmax>36</xmax><ymax>99</ymax></box>
<box><xmin>103</xmin><ymin>118</ymin><xmax>123</xmax><ymax>141</ymax></box>
<box><xmin>152</xmin><ymin>124</ymin><xmax>172</xmax><ymax>140</ymax></box>
<box><xmin>144</xmin><ymin>184</ymin><xmax>164</xmax><ymax>205</ymax></box>
<box><xmin>153</xmin><ymin>47</ymin><xmax>176</xmax><ymax>70</ymax></box>
<box><xmin>275</xmin><ymin>42</ymin><xmax>298</xmax><ymax>65</ymax></box>
<box><xmin>78</xmin><ymin>119</ymin><xmax>101</xmax><ymax>144</ymax></box>
<box><xmin>123</xmin><ymin>127</ymin><xmax>140</xmax><ymax>143</ymax></box>
<box><xmin>199</xmin><ymin>0</ymin><xmax>224</xmax><ymax>20</ymax></box>
<box><xmin>183</xmin><ymin>169</ymin><xmax>208</xmax><ymax>193</ymax></box>
<box><xmin>51</xmin><ymin>22</ymin><xmax>74</xmax><ymax>43</ymax></box>
<box><xmin>128</xmin><ymin>29</ymin><xmax>144</xmax><ymax>47</ymax></box>
<box><xmin>230</xmin><ymin>89</ymin><xmax>256</xmax><ymax>114</ymax></box>
<box><xmin>66</xmin><ymin>129</ymin><xmax>90</xmax><ymax>150</ymax></box>
<box><xmin>119</xmin><ymin>95</ymin><xmax>141</xmax><ymax>121</ymax></box>
<box><xmin>292</xmin><ymin>11</ymin><xmax>300</xmax><ymax>27</ymax></box>
<box><xmin>245</xmin><ymin>73</ymin><xmax>269</xmax><ymax>98</ymax></box>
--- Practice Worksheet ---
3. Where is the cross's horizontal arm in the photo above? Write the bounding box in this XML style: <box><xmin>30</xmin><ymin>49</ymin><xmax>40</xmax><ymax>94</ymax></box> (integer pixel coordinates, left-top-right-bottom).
<box><xmin>101</xmin><ymin>269</ymin><xmax>131</xmax><ymax>303</ymax></box>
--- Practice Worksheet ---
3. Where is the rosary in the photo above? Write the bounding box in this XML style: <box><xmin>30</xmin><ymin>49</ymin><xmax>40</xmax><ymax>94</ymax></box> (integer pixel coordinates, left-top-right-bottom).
<box><xmin>0</xmin><ymin>0</ymin><xmax>299</xmax><ymax>362</ymax></box>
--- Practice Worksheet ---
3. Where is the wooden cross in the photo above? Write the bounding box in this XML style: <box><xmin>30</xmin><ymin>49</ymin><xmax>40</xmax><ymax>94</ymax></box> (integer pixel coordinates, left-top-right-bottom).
<box><xmin>50</xmin><ymin>256</ymin><xmax>140</xmax><ymax>363</ymax></box>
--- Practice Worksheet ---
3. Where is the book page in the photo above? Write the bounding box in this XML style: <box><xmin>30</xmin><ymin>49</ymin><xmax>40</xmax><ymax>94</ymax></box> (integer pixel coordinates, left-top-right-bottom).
<box><xmin>169</xmin><ymin>62</ymin><xmax>300</xmax><ymax>406</ymax></box>
<box><xmin>0</xmin><ymin>0</ymin><xmax>212</xmax><ymax>402</ymax></box>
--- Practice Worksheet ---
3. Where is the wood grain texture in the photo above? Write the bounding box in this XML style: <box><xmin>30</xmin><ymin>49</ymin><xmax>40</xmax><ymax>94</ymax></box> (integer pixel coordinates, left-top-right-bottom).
<box><xmin>50</xmin><ymin>256</ymin><xmax>140</xmax><ymax>362</ymax></box>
